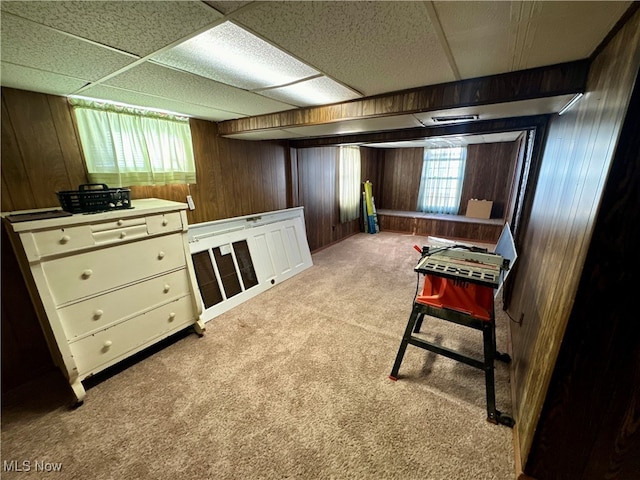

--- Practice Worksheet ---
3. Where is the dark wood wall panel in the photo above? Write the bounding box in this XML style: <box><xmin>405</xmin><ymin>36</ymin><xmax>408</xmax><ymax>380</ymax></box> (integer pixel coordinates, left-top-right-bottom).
<box><xmin>1</xmin><ymin>89</ymin><xmax>84</xmax><ymax>210</ymax></box>
<box><xmin>378</xmin><ymin>214</ymin><xmax>503</xmax><ymax>243</ymax></box>
<box><xmin>1</xmin><ymin>226</ymin><xmax>55</xmax><ymax>392</ymax></box>
<box><xmin>378</xmin><ymin>142</ymin><xmax>519</xmax><ymax>217</ymax></box>
<box><xmin>507</xmin><ymin>9</ymin><xmax>640</xmax><ymax>468</ymax></box>
<box><xmin>527</xmin><ymin>61</ymin><xmax>640</xmax><ymax>480</ymax></box>
<box><xmin>460</xmin><ymin>142</ymin><xmax>519</xmax><ymax>218</ymax></box>
<box><xmin>297</xmin><ymin>147</ymin><xmax>333</xmax><ymax>252</ymax></box>
<box><xmin>360</xmin><ymin>146</ymin><xmax>383</xmax><ymax>199</ymax></box>
<box><xmin>295</xmin><ymin>146</ymin><xmax>361</xmax><ymax>252</ymax></box>
<box><xmin>379</xmin><ymin>148</ymin><xmax>423</xmax><ymax>211</ymax></box>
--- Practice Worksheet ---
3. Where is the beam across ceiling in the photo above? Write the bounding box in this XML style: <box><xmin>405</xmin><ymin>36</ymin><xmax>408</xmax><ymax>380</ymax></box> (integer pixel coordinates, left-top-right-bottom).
<box><xmin>289</xmin><ymin>115</ymin><xmax>549</xmax><ymax>148</ymax></box>
<box><xmin>217</xmin><ymin>60</ymin><xmax>588</xmax><ymax>138</ymax></box>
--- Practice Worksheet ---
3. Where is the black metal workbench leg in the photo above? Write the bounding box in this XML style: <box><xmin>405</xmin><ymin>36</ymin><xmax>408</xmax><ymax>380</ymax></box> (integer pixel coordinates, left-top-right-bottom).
<box><xmin>483</xmin><ymin>318</ymin><xmax>515</xmax><ymax>427</ymax></box>
<box><xmin>389</xmin><ymin>304</ymin><xmax>422</xmax><ymax>381</ymax></box>
<box><xmin>483</xmin><ymin>321</ymin><xmax>498</xmax><ymax>423</ymax></box>
<box><xmin>413</xmin><ymin>312</ymin><xmax>426</xmax><ymax>333</ymax></box>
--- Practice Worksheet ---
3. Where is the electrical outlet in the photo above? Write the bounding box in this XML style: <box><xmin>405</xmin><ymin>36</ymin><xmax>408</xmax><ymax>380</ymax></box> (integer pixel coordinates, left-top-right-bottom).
<box><xmin>186</xmin><ymin>195</ymin><xmax>195</xmax><ymax>210</ymax></box>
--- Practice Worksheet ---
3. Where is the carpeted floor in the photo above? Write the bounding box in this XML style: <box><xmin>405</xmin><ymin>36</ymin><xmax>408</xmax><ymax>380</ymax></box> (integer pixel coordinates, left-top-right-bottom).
<box><xmin>1</xmin><ymin>232</ymin><xmax>515</xmax><ymax>480</ymax></box>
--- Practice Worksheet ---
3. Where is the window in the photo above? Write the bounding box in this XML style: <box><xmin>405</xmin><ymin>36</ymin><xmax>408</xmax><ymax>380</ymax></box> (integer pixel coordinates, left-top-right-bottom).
<box><xmin>71</xmin><ymin>98</ymin><xmax>196</xmax><ymax>187</ymax></box>
<box><xmin>417</xmin><ymin>146</ymin><xmax>467</xmax><ymax>214</ymax></box>
<box><xmin>338</xmin><ymin>146</ymin><xmax>361</xmax><ymax>223</ymax></box>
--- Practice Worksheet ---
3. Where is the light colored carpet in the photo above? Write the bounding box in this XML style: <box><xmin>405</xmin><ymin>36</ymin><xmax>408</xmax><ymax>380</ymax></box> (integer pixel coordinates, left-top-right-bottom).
<box><xmin>1</xmin><ymin>232</ymin><xmax>515</xmax><ymax>480</ymax></box>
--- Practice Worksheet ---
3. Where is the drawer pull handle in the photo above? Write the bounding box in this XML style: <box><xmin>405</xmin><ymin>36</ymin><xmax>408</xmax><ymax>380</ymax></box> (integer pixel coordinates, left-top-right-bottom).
<box><xmin>162</xmin><ymin>219</ymin><xmax>169</xmax><ymax>226</ymax></box>
<box><xmin>103</xmin><ymin>340</ymin><xmax>113</xmax><ymax>349</ymax></box>
<box><xmin>163</xmin><ymin>284</ymin><xmax>171</xmax><ymax>293</ymax></box>
<box><xmin>169</xmin><ymin>312</ymin><xmax>176</xmax><ymax>322</ymax></box>
<box><xmin>82</xmin><ymin>269</ymin><xmax>93</xmax><ymax>278</ymax></box>
<box><xmin>60</xmin><ymin>235</ymin><xmax>71</xmax><ymax>244</ymax></box>
<box><xmin>117</xmin><ymin>219</ymin><xmax>124</xmax><ymax>226</ymax></box>
<box><xmin>93</xmin><ymin>309</ymin><xmax>104</xmax><ymax>319</ymax></box>
<box><xmin>120</xmin><ymin>232</ymin><xmax>127</xmax><ymax>239</ymax></box>
<box><xmin>158</xmin><ymin>251</ymin><xmax>165</xmax><ymax>259</ymax></box>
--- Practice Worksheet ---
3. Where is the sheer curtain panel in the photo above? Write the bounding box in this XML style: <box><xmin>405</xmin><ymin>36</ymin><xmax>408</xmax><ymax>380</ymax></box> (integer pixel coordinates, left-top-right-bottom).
<box><xmin>72</xmin><ymin>99</ymin><xmax>196</xmax><ymax>187</ymax></box>
<box><xmin>339</xmin><ymin>146</ymin><xmax>361</xmax><ymax>223</ymax></box>
<box><xmin>417</xmin><ymin>146</ymin><xmax>467</xmax><ymax>214</ymax></box>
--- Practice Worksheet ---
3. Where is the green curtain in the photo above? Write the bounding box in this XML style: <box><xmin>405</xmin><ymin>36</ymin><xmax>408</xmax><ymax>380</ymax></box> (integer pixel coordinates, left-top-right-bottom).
<box><xmin>72</xmin><ymin>99</ymin><xmax>196</xmax><ymax>187</ymax></box>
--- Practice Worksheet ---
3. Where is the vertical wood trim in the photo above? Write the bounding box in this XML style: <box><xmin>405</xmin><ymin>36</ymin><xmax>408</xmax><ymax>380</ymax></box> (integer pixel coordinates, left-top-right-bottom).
<box><xmin>288</xmin><ymin>146</ymin><xmax>299</xmax><ymax>207</ymax></box>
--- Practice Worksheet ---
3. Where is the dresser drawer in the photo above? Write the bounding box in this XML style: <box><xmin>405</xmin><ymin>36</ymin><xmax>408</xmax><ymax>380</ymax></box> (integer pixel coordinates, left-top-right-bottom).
<box><xmin>42</xmin><ymin>233</ymin><xmax>187</xmax><ymax>305</ymax></box>
<box><xmin>59</xmin><ymin>268</ymin><xmax>192</xmax><ymax>340</ymax></box>
<box><xmin>146</xmin><ymin>212</ymin><xmax>183</xmax><ymax>235</ymax></box>
<box><xmin>70</xmin><ymin>296</ymin><xmax>194</xmax><ymax>376</ymax></box>
<box><xmin>28</xmin><ymin>225</ymin><xmax>94</xmax><ymax>257</ymax></box>
<box><xmin>92</xmin><ymin>223</ymin><xmax>148</xmax><ymax>245</ymax></box>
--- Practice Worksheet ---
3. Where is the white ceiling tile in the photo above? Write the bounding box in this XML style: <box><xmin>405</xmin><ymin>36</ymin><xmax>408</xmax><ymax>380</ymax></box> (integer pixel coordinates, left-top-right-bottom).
<box><xmin>102</xmin><ymin>62</ymin><xmax>296</xmax><ymax>116</ymax></box>
<box><xmin>519</xmin><ymin>1</ymin><xmax>632</xmax><ymax>68</ymax></box>
<box><xmin>0</xmin><ymin>1</ymin><xmax>223</xmax><ymax>57</ymax></box>
<box><xmin>0</xmin><ymin>13</ymin><xmax>138</xmax><ymax>81</ymax></box>
<box><xmin>77</xmin><ymin>84</ymin><xmax>242</xmax><ymax>122</ymax></box>
<box><xmin>233</xmin><ymin>1</ymin><xmax>456</xmax><ymax>96</ymax></box>
<box><xmin>0</xmin><ymin>62</ymin><xmax>88</xmax><ymax>96</ymax></box>
<box><xmin>445</xmin><ymin>27</ymin><xmax>514</xmax><ymax>78</ymax></box>
<box><xmin>433</xmin><ymin>1</ymin><xmax>514</xmax><ymax>78</ymax></box>
<box><xmin>203</xmin><ymin>1</ymin><xmax>254</xmax><ymax>16</ymax></box>
<box><xmin>434</xmin><ymin>2</ymin><xmax>513</xmax><ymax>37</ymax></box>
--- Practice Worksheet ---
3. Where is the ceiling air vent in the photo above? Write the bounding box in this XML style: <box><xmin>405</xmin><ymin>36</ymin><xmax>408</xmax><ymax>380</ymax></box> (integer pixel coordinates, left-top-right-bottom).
<box><xmin>431</xmin><ymin>114</ymin><xmax>479</xmax><ymax>123</ymax></box>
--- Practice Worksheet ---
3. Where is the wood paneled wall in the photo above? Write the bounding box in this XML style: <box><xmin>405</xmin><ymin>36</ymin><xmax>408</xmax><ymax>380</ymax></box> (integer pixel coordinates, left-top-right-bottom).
<box><xmin>526</xmin><ymin>64</ymin><xmax>640</xmax><ymax>480</ymax></box>
<box><xmin>0</xmin><ymin>87</ymin><xmax>289</xmax><ymax>391</ymax></box>
<box><xmin>0</xmin><ymin>88</ymin><xmax>288</xmax><ymax>220</ymax></box>
<box><xmin>360</xmin><ymin>146</ymin><xmax>383</xmax><ymax>200</ymax></box>
<box><xmin>377</xmin><ymin>142</ymin><xmax>519</xmax><ymax>217</ymax></box>
<box><xmin>1</xmin><ymin>89</ymin><xmax>87</xmax><ymax>210</ymax></box>
<box><xmin>294</xmin><ymin>146</ymin><xmax>360</xmax><ymax>252</ymax></box>
<box><xmin>506</xmin><ymin>9</ymin><xmax>640</xmax><ymax>468</ymax></box>
<box><xmin>377</xmin><ymin>214</ymin><xmax>503</xmax><ymax>243</ymax></box>
<box><xmin>459</xmin><ymin>142</ymin><xmax>519</xmax><ymax>219</ymax></box>
<box><xmin>378</xmin><ymin>148</ymin><xmax>423</xmax><ymax>211</ymax></box>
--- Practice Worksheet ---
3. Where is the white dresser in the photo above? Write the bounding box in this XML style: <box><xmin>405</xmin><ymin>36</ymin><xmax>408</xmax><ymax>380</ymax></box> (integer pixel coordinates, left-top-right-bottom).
<box><xmin>3</xmin><ymin>199</ymin><xmax>205</xmax><ymax>405</ymax></box>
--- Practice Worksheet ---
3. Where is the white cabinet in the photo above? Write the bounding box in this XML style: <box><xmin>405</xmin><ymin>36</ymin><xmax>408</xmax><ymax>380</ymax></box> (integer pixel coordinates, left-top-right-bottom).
<box><xmin>3</xmin><ymin>199</ymin><xmax>205</xmax><ymax>405</ymax></box>
<box><xmin>188</xmin><ymin>207</ymin><xmax>313</xmax><ymax>322</ymax></box>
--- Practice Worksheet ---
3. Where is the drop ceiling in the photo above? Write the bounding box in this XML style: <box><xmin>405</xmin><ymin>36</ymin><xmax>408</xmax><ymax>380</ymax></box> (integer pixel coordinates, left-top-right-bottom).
<box><xmin>0</xmin><ymin>1</ymin><xmax>632</xmax><ymax>142</ymax></box>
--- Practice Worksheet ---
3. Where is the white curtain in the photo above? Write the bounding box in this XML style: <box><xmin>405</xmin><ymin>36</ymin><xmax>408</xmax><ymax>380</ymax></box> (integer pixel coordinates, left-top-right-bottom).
<box><xmin>417</xmin><ymin>146</ymin><xmax>467</xmax><ymax>214</ymax></box>
<box><xmin>72</xmin><ymin>99</ymin><xmax>196</xmax><ymax>187</ymax></box>
<box><xmin>339</xmin><ymin>146</ymin><xmax>361</xmax><ymax>223</ymax></box>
